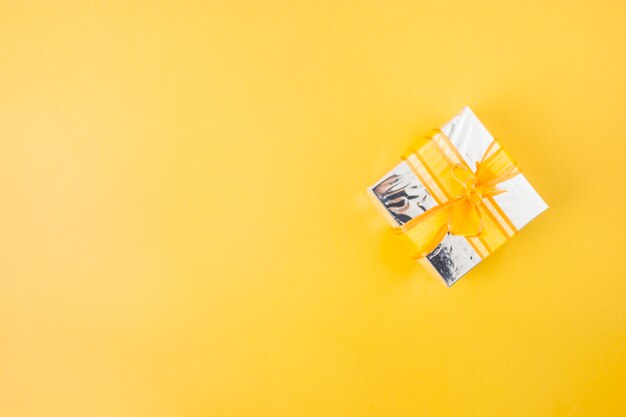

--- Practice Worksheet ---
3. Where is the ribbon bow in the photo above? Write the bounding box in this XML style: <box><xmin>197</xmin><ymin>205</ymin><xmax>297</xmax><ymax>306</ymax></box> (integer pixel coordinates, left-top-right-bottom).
<box><xmin>402</xmin><ymin>134</ymin><xmax>520</xmax><ymax>257</ymax></box>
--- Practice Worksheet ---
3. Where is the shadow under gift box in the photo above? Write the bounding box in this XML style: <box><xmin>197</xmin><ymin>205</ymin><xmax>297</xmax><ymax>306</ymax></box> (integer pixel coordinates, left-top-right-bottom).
<box><xmin>368</xmin><ymin>106</ymin><xmax>548</xmax><ymax>287</ymax></box>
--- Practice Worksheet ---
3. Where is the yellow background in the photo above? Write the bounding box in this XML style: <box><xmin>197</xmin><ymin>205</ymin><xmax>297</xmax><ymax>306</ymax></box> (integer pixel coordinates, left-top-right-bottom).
<box><xmin>1</xmin><ymin>1</ymin><xmax>625</xmax><ymax>416</ymax></box>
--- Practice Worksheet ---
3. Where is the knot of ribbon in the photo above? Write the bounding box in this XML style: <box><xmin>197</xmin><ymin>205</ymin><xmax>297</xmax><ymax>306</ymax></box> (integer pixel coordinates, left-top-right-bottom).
<box><xmin>401</xmin><ymin>134</ymin><xmax>520</xmax><ymax>258</ymax></box>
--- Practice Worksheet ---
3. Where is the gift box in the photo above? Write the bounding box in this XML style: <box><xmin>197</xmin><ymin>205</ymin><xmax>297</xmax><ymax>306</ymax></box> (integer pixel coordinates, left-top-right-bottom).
<box><xmin>368</xmin><ymin>107</ymin><xmax>548</xmax><ymax>286</ymax></box>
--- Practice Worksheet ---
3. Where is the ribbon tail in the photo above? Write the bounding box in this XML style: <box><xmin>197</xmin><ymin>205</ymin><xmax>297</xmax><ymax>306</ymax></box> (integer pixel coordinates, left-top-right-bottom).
<box><xmin>480</xmin><ymin>165</ymin><xmax>520</xmax><ymax>187</ymax></box>
<box><xmin>402</xmin><ymin>202</ymin><xmax>452</xmax><ymax>258</ymax></box>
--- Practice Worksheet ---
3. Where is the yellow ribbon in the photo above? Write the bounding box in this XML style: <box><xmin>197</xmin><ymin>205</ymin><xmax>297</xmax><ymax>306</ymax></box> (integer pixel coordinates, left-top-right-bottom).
<box><xmin>401</xmin><ymin>131</ymin><xmax>520</xmax><ymax>258</ymax></box>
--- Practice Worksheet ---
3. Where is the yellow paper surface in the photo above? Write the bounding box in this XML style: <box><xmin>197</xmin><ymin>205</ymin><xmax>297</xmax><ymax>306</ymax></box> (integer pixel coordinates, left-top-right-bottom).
<box><xmin>1</xmin><ymin>1</ymin><xmax>625</xmax><ymax>416</ymax></box>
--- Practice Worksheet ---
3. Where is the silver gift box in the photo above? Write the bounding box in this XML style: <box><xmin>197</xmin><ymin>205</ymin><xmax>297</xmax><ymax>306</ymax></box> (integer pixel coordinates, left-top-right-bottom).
<box><xmin>369</xmin><ymin>107</ymin><xmax>548</xmax><ymax>286</ymax></box>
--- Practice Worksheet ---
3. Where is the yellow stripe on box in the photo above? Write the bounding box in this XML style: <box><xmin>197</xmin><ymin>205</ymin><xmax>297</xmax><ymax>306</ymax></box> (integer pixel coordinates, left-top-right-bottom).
<box><xmin>432</xmin><ymin>131</ymin><xmax>464</xmax><ymax>166</ymax></box>
<box><xmin>404</xmin><ymin>153</ymin><xmax>448</xmax><ymax>204</ymax></box>
<box><xmin>466</xmin><ymin>236</ymin><xmax>489</xmax><ymax>259</ymax></box>
<box><xmin>486</xmin><ymin>195</ymin><xmax>518</xmax><ymax>235</ymax></box>
<box><xmin>482</xmin><ymin>197</ymin><xmax>516</xmax><ymax>238</ymax></box>
<box><xmin>433</xmin><ymin>132</ymin><xmax>463</xmax><ymax>164</ymax></box>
